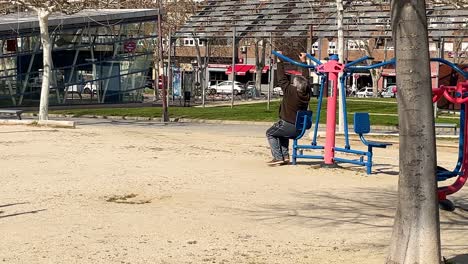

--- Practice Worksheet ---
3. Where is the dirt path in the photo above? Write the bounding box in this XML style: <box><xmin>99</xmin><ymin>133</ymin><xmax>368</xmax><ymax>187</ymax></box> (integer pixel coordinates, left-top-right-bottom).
<box><xmin>1</xmin><ymin>123</ymin><xmax>467</xmax><ymax>264</ymax></box>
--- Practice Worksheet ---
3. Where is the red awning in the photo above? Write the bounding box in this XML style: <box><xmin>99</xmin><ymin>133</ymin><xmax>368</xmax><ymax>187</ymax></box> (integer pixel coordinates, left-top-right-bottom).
<box><xmin>249</xmin><ymin>65</ymin><xmax>270</xmax><ymax>74</ymax></box>
<box><xmin>225</xmin><ymin>64</ymin><xmax>255</xmax><ymax>76</ymax></box>
<box><xmin>286</xmin><ymin>70</ymin><xmax>302</xmax><ymax>76</ymax></box>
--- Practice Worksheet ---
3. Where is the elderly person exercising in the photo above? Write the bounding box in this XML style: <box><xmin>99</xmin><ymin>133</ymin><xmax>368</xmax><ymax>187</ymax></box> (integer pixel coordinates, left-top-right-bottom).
<box><xmin>266</xmin><ymin>52</ymin><xmax>311</xmax><ymax>166</ymax></box>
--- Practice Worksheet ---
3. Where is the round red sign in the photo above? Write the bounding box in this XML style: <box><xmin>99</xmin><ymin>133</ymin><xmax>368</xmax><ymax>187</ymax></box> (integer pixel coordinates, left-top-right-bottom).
<box><xmin>124</xmin><ymin>41</ymin><xmax>137</xmax><ymax>52</ymax></box>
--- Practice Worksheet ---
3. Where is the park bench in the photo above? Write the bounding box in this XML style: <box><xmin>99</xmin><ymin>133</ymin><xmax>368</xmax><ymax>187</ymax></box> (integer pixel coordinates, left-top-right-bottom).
<box><xmin>0</xmin><ymin>109</ymin><xmax>23</xmax><ymax>120</ymax></box>
<box><xmin>435</xmin><ymin>123</ymin><xmax>457</xmax><ymax>135</ymax></box>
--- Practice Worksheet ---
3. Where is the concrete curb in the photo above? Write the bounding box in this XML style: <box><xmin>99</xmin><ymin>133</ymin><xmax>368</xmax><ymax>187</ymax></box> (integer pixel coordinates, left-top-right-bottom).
<box><xmin>19</xmin><ymin>113</ymin><xmax>457</xmax><ymax>138</ymax></box>
<box><xmin>192</xmin><ymin>99</ymin><xmax>281</xmax><ymax>108</ymax></box>
<box><xmin>177</xmin><ymin>118</ymin><xmax>272</xmax><ymax>126</ymax></box>
<box><xmin>23</xmin><ymin>113</ymin><xmax>275</xmax><ymax>126</ymax></box>
<box><xmin>0</xmin><ymin>119</ymin><xmax>75</xmax><ymax>128</ymax></box>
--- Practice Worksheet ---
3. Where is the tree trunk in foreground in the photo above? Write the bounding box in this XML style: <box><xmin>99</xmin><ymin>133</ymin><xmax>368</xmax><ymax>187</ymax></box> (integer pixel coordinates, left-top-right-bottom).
<box><xmin>386</xmin><ymin>1</ymin><xmax>441</xmax><ymax>263</ymax></box>
<box><xmin>38</xmin><ymin>9</ymin><xmax>52</xmax><ymax>121</ymax></box>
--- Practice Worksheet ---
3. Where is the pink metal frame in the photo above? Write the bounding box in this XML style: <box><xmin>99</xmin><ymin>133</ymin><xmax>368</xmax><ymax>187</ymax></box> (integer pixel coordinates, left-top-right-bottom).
<box><xmin>316</xmin><ymin>58</ymin><xmax>345</xmax><ymax>165</ymax></box>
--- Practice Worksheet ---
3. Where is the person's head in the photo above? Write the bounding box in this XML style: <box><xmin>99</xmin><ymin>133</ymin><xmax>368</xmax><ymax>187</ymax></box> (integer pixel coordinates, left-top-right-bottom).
<box><xmin>293</xmin><ymin>76</ymin><xmax>309</xmax><ymax>94</ymax></box>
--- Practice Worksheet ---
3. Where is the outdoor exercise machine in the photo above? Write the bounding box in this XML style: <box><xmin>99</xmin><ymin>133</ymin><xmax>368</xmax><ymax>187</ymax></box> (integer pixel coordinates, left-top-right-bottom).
<box><xmin>273</xmin><ymin>50</ymin><xmax>393</xmax><ymax>174</ymax></box>
<box><xmin>272</xmin><ymin>51</ymin><xmax>326</xmax><ymax>161</ymax></box>
<box><xmin>274</xmin><ymin>50</ymin><xmax>468</xmax><ymax>209</ymax></box>
<box><xmin>431</xmin><ymin>60</ymin><xmax>468</xmax><ymax>210</ymax></box>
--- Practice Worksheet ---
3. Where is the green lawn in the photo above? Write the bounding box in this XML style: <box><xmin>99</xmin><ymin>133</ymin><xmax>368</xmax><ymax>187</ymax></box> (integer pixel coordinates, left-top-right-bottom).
<box><xmin>51</xmin><ymin>98</ymin><xmax>459</xmax><ymax>127</ymax></box>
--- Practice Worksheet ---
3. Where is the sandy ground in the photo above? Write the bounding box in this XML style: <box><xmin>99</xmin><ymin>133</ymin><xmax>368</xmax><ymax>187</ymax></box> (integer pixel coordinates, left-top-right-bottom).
<box><xmin>0</xmin><ymin>121</ymin><xmax>467</xmax><ymax>264</ymax></box>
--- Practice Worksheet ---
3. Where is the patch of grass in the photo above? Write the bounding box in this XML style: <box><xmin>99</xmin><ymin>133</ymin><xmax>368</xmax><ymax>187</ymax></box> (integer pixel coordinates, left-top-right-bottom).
<box><xmin>105</xmin><ymin>194</ymin><xmax>151</xmax><ymax>204</ymax></box>
<box><xmin>51</xmin><ymin>98</ymin><xmax>460</xmax><ymax>127</ymax></box>
<box><xmin>443</xmin><ymin>257</ymin><xmax>455</xmax><ymax>264</ymax></box>
<box><xmin>27</xmin><ymin>121</ymin><xmax>39</xmax><ymax>127</ymax></box>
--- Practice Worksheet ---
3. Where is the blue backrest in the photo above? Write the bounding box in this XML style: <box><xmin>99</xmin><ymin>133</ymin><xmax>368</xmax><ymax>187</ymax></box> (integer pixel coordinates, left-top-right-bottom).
<box><xmin>354</xmin><ymin>112</ymin><xmax>371</xmax><ymax>134</ymax></box>
<box><xmin>295</xmin><ymin>110</ymin><xmax>313</xmax><ymax>130</ymax></box>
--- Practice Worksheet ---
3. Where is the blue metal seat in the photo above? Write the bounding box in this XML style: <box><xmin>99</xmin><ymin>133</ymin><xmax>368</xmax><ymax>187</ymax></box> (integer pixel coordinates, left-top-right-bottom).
<box><xmin>353</xmin><ymin>112</ymin><xmax>392</xmax><ymax>174</ymax></box>
<box><xmin>292</xmin><ymin>111</ymin><xmax>324</xmax><ymax>164</ymax></box>
<box><xmin>295</xmin><ymin>110</ymin><xmax>313</xmax><ymax>134</ymax></box>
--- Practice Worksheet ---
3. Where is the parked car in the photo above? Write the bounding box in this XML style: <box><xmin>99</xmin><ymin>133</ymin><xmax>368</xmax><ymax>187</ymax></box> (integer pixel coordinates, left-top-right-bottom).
<box><xmin>380</xmin><ymin>85</ymin><xmax>397</xmax><ymax>98</ymax></box>
<box><xmin>245</xmin><ymin>81</ymin><xmax>255</xmax><ymax>90</ymax></box>
<box><xmin>208</xmin><ymin>81</ymin><xmax>245</xmax><ymax>95</ymax></box>
<box><xmin>83</xmin><ymin>82</ymin><xmax>98</xmax><ymax>94</ymax></box>
<box><xmin>145</xmin><ymin>76</ymin><xmax>164</xmax><ymax>89</ymax></box>
<box><xmin>65</xmin><ymin>84</ymin><xmax>84</xmax><ymax>94</ymax></box>
<box><xmin>273</xmin><ymin>86</ymin><xmax>284</xmax><ymax>96</ymax></box>
<box><xmin>65</xmin><ymin>82</ymin><xmax>97</xmax><ymax>95</ymax></box>
<box><xmin>356</xmin><ymin>87</ymin><xmax>373</xmax><ymax>98</ymax></box>
<box><xmin>244</xmin><ymin>81</ymin><xmax>261</xmax><ymax>97</ymax></box>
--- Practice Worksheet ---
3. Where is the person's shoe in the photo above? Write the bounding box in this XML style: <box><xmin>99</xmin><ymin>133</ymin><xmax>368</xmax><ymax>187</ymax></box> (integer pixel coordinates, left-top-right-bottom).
<box><xmin>283</xmin><ymin>158</ymin><xmax>290</xmax><ymax>165</ymax></box>
<box><xmin>267</xmin><ymin>159</ymin><xmax>286</xmax><ymax>166</ymax></box>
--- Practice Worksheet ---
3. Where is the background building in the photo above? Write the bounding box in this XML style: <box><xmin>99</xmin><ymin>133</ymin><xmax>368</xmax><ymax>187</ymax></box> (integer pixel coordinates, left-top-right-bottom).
<box><xmin>0</xmin><ymin>9</ymin><xmax>158</xmax><ymax>107</ymax></box>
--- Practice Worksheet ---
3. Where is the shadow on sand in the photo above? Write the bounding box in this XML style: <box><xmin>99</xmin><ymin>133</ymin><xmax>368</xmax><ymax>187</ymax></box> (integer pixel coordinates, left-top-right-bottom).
<box><xmin>0</xmin><ymin>203</ymin><xmax>46</xmax><ymax>219</ymax></box>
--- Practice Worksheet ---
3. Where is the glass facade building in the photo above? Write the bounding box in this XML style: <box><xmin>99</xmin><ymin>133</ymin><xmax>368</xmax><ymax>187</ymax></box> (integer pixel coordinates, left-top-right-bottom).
<box><xmin>0</xmin><ymin>9</ymin><xmax>157</xmax><ymax>107</ymax></box>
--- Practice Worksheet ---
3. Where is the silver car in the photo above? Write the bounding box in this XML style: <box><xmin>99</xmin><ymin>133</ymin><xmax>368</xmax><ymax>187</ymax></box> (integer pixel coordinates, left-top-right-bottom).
<box><xmin>209</xmin><ymin>81</ymin><xmax>245</xmax><ymax>95</ymax></box>
<box><xmin>381</xmin><ymin>85</ymin><xmax>397</xmax><ymax>98</ymax></box>
<box><xmin>356</xmin><ymin>87</ymin><xmax>373</xmax><ymax>98</ymax></box>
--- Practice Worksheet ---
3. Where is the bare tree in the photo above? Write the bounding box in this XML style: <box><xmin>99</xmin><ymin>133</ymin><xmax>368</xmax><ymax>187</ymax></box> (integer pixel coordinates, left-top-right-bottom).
<box><xmin>386</xmin><ymin>0</ymin><xmax>441</xmax><ymax>263</ymax></box>
<box><xmin>349</xmin><ymin>38</ymin><xmax>388</xmax><ymax>97</ymax></box>
<box><xmin>254</xmin><ymin>38</ymin><xmax>266</xmax><ymax>97</ymax></box>
<box><xmin>451</xmin><ymin>36</ymin><xmax>467</xmax><ymax>66</ymax></box>
<box><xmin>7</xmin><ymin>0</ymin><xmax>86</xmax><ymax>121</ymax></box>
<box><xmin>192</xmin><ymin>33</ymin><xmax>208</xmax><ymax>106</ymax></box>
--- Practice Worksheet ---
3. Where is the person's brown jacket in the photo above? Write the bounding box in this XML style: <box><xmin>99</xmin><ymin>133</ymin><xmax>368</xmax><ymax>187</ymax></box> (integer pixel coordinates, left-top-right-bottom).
<box><xmin>276</xmin><ymin>62</ymin><xmax>311</xmax><ymax>124</ymax></box>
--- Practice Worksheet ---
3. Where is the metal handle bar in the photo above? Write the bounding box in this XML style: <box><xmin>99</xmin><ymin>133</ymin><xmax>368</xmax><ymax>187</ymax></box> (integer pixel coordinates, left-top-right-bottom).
<box><xmin>306</xmin><ymin>54</ymin><xmax>322</xmax><ymax>65</ymax></box>
<box><xmin>347</xmin><ymin>58</ymin><xmax>396</xmax><ymax>71</ymax></box>
<box><xmin>345</xmin><ymin>56</ymin><xmax>373</xmax><ymax>68</ymax></box>
<box><xmin>272</xmin><ymin>50</ymin><xmax>316</xmax><ymax>69</ymax></box>
<box><xmin>431</xmin><ymin>58</ymin><xmax>468</xmax><ymax>79</ymax></box>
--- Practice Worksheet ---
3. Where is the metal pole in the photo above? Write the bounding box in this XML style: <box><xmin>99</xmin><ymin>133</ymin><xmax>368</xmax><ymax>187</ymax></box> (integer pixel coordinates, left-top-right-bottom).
<box><xmin>318</xmin><ymin>38</ymin><xmax>322</xmax><ymax>60</ymax></box>
<box><xmin>203</xmin><ymin>39</ymin><xmax>209</xmax><ymax>108</ymax></box>
<box><xmin>207</xmin><ymin>39</ymin><xmax>211</xmax><ymax>82</ymax></box>
<box><xmin>336</xmin><ymin>0</ymin><xmax>345</xmax><ymax>133</ymax></box>
<box><xmin>268</xmin><ymin>32</ymin><xmax>272</xmax><ymax>110</ymax></box>
<box><xmin>158</xmin><ymin>0</ymin><xmax>168</xmax><ymax>122</ymax></box>
<box><xmin>168</xmin><ymin>30</ymin><xmax>172</xmax><ymax>106</ymax></box>
<box><xmin>201</xmin><ymin>63</ymin><xmax>205</xmax><ymax>107</ymax></box>
<box><xmin>231</xmin><ymin>26</ymin><xmax>236</xmax><ymax>108</ymax></box>
<box><xmin>434</xmin><ymin>38</ymin><xmax>444</xmax><ymax>118</ymax></box>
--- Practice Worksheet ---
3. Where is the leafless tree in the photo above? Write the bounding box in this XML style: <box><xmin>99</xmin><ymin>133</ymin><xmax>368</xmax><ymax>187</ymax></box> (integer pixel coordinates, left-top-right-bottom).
<box><xmin>6</xmin><ymin>0</ymin><xmax>88</xmax><ymax>121</ymax></box>
<box><xmin>253</xmin><ymin>38</ymin><xmax>266</xmax><ymax>97</ymax></box>
<box><xmin>349</xmin><ymin>38</ymin><xmax>389</xmax><ymax>96</ymax></box>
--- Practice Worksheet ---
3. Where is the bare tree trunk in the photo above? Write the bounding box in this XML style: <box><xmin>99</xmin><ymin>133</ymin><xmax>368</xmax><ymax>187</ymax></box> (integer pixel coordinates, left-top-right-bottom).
<box><xmin>193</xmin><ymin>35</ymin><xmax>206</xmax><ymax>106</ymax></box>
<box><xmin>386</xmin><ymin>1</ymin><xmax>441</xmax><ymax>263</ymax></box>
<box><xmin>362</xmin><ymin>40</ymin><xmax>383</xmax><ymax>98</ymax></box>
<box><xmin>255</xmin><ymin>38</ymin><xmax>266</xmax><ymax>98</ymax></box>
<box><xmin>370</xmin><ymin>68</ymin><xmax>382</xmax><ymax>97</ymax></box>
<box><xmin>37</xmin><ymin>9</ymin><xmax>52</xmax><ymax>121</ymax></box>
<box><xmin>153</xmin><ymin>60</ymin><xmax>159</xmax><ymax>102</ymax></box>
